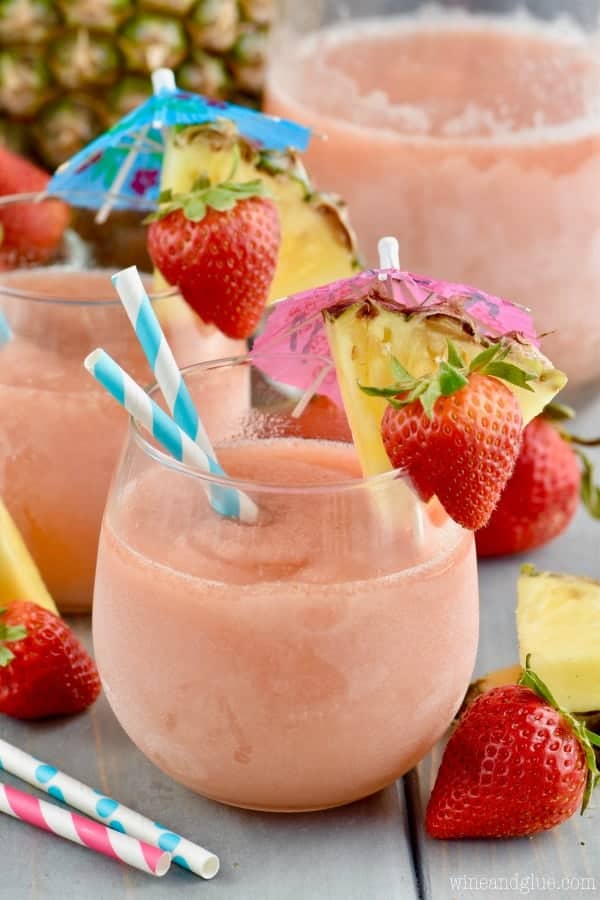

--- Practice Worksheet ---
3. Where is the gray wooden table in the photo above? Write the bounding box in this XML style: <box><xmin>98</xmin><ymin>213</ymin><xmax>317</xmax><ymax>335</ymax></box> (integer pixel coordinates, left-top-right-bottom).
<box><xmin>2</xmin><ymin>399</ymin><xmax>599</xmax><ymax>900</ymax></box>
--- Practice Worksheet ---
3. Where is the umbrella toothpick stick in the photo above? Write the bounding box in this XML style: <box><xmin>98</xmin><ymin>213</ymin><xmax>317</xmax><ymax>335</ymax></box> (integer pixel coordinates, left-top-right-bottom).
<box><xmin>95</xmin><ymin>122</ymin><xmax>152</xmax><ymax>225</ymax></box>
<box><xmin>291</xmin><ymin>362</ymin><xmax>334</xmax><ymax>419</ymax></box>
<box><xmin>377</xmin><ymin>236</ymin><xmax>400</xmax><ymax>278</ymax></box>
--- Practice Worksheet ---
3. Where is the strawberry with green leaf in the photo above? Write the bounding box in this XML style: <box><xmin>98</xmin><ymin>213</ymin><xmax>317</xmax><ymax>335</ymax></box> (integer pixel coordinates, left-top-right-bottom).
<box><xmin>146</xmin><ymin>155</ymin><xmax>280</xmax><ymax>340</ymax></box>
<box><xmin>426</xmin><ymin>657</ymin><xmax>600</xmax><ymax>838</ymax></box>
<box><xmin>0</xmin><ymin>602</ymin><xmax>100</xmax><ymax>719</ymax></box>
<box><xmin>361</xmin><ymin>340</ymin><xmax>534</xmax><ymax>530</ymax></box>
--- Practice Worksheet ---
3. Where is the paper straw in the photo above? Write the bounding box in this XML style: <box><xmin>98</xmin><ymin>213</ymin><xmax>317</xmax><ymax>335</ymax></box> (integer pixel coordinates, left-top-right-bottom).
<box><xmin>110</xmin><ymin>266</ymin><xmax>249</xmax><ymax>522</ymax></box>
<box><xmin>0</xmin><ymin>781</ymin><xmax>170</xmax><ymax>877</ymax></box>
<box><xmin>111</xmin><ymin>266</ymin><xmax>211</xmax><ymax>451</ymax></box>
<box><xmin>0</xmin><ymin>309</ymin><xmax>12</xmax><ymax>346</ymax></box>
<box><xmin>84</xmin><ymin>347</ymin><xmax>258</xmax><ymax>523</ymax></box>
<box><xmin>0</xmin><ymin>739</ymin><xmax>218</xmax><ymax>880</ymax></box>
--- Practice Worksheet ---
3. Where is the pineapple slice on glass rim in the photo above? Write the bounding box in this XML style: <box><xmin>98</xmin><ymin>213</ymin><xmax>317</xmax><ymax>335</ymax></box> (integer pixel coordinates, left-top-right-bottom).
<box><xmin>158</xmin><ymin>119</ymin><xmax>360</xmax><ymax>301</ymax></box>
<box><xmin>322</xmin><ymin>238</ymin><xmax>567</xmax><ymax>478</ymax></box>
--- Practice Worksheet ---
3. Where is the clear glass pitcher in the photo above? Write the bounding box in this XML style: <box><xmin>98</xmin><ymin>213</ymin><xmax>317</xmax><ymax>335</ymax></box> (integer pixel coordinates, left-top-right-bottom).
<box><xmin>266</xmin><ymin>1</ymin><xmax>600</xmax><ymax>396</ymax></box>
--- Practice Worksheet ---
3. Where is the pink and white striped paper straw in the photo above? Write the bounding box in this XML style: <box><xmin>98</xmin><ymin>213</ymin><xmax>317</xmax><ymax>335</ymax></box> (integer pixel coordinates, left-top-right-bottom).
<box><xmin>0</xmin><ymin>781</ymin><xmax>171</xmax><ymax>877</ymax></box>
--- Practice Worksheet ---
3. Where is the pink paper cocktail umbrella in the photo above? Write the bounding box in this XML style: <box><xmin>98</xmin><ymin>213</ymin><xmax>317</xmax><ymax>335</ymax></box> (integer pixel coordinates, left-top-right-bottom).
<box><xmin>253</xmin><ymin>245</ymin><xmax>539</xmax><ymax>407</ymax></box>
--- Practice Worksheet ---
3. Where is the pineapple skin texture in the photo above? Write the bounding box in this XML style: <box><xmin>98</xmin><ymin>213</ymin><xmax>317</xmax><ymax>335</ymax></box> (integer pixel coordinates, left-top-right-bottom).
<box><xmin>517</xmin><ymin>567</ymin><xmax>600</xmax><ymax>713</ymax></box>
<box><xmin>0</xmin><ymin>1</ymin><xmax>274</xmax><ymax>170</ymax></box>
<box><xmin>325</xmin><ymin>301</ymin><xmax>567</xmax><ymax>478</ymax></box>
<box><xmin>0</xmin><ymin>498</ymin><xmax>58</xmax><ymax>615</ymax></box>
<box><xmin>160</xmin><ymin>131</ymin><xmax>359</xmax><ymax>301</ymax></box>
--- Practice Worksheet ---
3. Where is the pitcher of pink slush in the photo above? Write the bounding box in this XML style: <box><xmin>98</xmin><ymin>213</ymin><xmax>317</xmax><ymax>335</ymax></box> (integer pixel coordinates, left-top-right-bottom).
<box><xmin>267</xmin><ymin>0</ymin><xmax>600</xmax><ymax>395</ymax></box>
<box><xmin>0</xmin><ymin>193</ymin><xmax>244</xmax><ymax>612</ymax></box>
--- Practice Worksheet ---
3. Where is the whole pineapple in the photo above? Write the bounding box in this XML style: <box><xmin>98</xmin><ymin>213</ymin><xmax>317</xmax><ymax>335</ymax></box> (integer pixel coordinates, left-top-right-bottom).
<box><xmin>0</xmin><ymin>0</ymin><xmax>277</xmax><ymax>170</ymax></box>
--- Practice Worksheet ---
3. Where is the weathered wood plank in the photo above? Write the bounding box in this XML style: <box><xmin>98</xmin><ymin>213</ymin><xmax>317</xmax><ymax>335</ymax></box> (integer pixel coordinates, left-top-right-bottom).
<box><xmin>0</xmin><ymin>619</ymin><xmax>418</xmax><ymax>899</ymax></box>
<box><xmin>413</xmin><ymin>397</ymin><xmax>600</xmax><ymax>900</ymax></box>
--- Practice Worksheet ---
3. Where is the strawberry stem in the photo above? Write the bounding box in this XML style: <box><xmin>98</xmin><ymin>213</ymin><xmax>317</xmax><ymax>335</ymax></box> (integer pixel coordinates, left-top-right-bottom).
<box><xmin>359</xmin><ymin>339</ymin><xmax>536</xmax><ymax>420</ymax></box>
<box><xmin>519</xmin><ymin>655</ymin><xmax>600</xmax><ymax>813</ymax></box>
<box><xmin>144</xmin><ymin>152</ymin><xmax>272</xmax><ymax>225</ymax></box>
<box><xmin>573</xmin><ymin>450</ymin><xmax>600</xmax><ymax>519</ymax></box>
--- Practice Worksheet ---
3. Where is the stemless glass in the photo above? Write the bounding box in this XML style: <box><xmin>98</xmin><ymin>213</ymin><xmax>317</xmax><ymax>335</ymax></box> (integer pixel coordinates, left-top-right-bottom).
<box><xmin>266</xmin><ymin>1</ymin><xmax>600</xmax><ymax>395</ymax></box>
<box><xmin>93</xmin><ymin>352</ymin><xmax>479</xmax><ymax>812</ymax></box>
<box><xmin>0</xmin><ymin>192</ymin><xmax>245</xmax><ymax>612</ymax></box>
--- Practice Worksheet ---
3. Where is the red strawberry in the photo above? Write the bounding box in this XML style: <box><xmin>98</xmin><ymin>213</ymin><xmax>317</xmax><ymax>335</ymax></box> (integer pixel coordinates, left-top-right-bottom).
<box><xmin>283</xmin><ymin>395</ymin><xmax>352</xmax><ymax>443</ymax></box>
<box><xmin>0</xmin><ymin>602</ymin><xmax>101</xmax><ymax>719</ymax></box>
<box><xmin>147</xmin><ymin>174</ymin><xmax>280</xmax><ymax>339</ymax></box>
<box><xmin>476</xmin><ymin>416</ymin><xmax>581</xmax><ymax>556</ymax></box>
<box><xmin>0</xmin><ymin>146</ymin><xmax>70</xmax><ymax>268</ymax></box>
<box><xmin>426</xmin><ymin>661</ymin><xmax>600</xmax><ymax>838</ymax></box>
<box><xmin>365</xmin><ymin>343</ymin><xmax>529</xmax><ymax>530</ymax></box>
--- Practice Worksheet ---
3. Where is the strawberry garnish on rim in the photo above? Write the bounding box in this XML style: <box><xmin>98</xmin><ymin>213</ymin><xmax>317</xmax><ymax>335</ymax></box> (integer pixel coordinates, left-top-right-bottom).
<box><xmin>145</xmin><ymin>148</ymin><xmax>280</xmax><ymax>340</ymax></box>
<box><xmin>426</xmin><ymin>656</ymin><xmax>600</xmax><ymax>839</ymax></box>
<box><xmin>360</xmin><ymin>340</ymin><xmax>536</xmax><ymax>530</ymax></box>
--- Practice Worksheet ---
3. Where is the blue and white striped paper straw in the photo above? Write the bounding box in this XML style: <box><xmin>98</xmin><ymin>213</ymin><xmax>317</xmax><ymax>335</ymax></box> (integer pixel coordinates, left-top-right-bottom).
<box><xmin>0</xmin><ymin>309</ymin><xmax>12</xmax><ymax>347</ymax></box>
<box><xmin>84</xmin><ymin>348</ymin><xmax>257</xmax><ymax>523</ymax></box>
<box><xmin>0</xmin><ymin>737</ymin><xmax>216</xmax><ymax>879</ymax></box>
<box><xmin>111</xmin><ymin>266</ymin><xmax>212</xmax><ymax>453</ymax></box>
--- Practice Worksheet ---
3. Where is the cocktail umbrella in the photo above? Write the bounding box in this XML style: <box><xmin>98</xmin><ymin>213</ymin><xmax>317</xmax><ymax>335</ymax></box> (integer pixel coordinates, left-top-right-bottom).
<box><xmin>253</xmin><ymin>237</ymin><xmax>539</xmax><ymax>407</ymax></box>
<box><xmin>45</xmin><ymin>68</ymin><xmax>311</xmax><ymax>223</ymax></box>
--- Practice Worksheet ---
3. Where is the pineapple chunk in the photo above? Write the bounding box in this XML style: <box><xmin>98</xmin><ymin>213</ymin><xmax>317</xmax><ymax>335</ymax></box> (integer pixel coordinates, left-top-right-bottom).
<box><xmin>324</xmin><ymin>301</ymin><xmax>566</xmax><ymax>476</ymax></box>
<box><xmin>517</xmin><ymin>566</ymin><xmax>600</xmax><ymax>712</ymax></box>
<box><xmin>0</xmin><ymin>498</ymin><xmax>58</xmax><ymax>615</ymax></box>
<box><xmin>160</xmin><ymin>125</ymin><xmax>359</xmax><ymax>301</ymax></box>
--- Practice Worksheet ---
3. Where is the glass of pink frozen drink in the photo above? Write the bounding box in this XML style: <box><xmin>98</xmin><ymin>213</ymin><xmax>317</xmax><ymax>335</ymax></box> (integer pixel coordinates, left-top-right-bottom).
<box><xmin>267</xmin><ymin>2</ymin><xmax>600</xmax><ymax>394</ymax></box>
<box><xmin>93</xmin><ymin>352</ymin><xmax>479</xmax><ymax>812</ymax></box>
<box><xmin>0</xmin><ymin>193</ymin><xmax>244</xmax><ymax>612</ymax></box>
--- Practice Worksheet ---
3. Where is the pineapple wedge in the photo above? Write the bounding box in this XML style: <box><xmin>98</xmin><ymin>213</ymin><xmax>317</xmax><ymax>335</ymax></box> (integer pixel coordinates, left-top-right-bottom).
<box><xmin>0</xmin><ymin>498</ymin><xmax>58</xmax><ymax>615</ymax></box>
<box><xmin>159</xmin><ymin>123</ymin><xmax>359</xmax><ymax>301</ymax></box>
<box><xmin>517</xmin><ymin>566</ymin><xmax>600</xmax><ymax>713</ymax></box>
<box><xmin>324</xmin><ymin>300</ymin><xmax>566</xmax><ymax>476</ymax></box>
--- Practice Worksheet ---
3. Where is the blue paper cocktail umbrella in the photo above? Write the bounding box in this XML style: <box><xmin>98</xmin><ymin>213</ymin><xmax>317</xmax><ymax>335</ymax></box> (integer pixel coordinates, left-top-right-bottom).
<box><xmin>46</xmin><ymin>68</ymin><xmax>311</xmax><ymax>223</ymax></box>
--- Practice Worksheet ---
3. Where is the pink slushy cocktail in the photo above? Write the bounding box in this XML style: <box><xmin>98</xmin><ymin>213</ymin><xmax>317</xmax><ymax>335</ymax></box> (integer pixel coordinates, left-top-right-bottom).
<box><xmin>93</xmin><ymin>355</ymin><xmax>479</xmax><ymax>811</ymax></box>
<box><xmin>0</xmin><ymin>268</ymin><xmax>244</xmax><ymax>611</ymax></box>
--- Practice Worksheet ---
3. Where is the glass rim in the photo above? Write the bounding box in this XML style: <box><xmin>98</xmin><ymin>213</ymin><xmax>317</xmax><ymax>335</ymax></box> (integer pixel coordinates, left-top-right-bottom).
<box><xmin>271</xmin><ymin>13</ymin><xmax>600</xmax><ymax>147</ymax></box>
<box><xmin>129</xmin><ymin>351</ymin><xmax>411</xmax><ymax>496</ymax></box>
<box><xmin>0</xmin><ymin>190</ymin><xmax>167</xmax><ymax>307</ymax></box>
